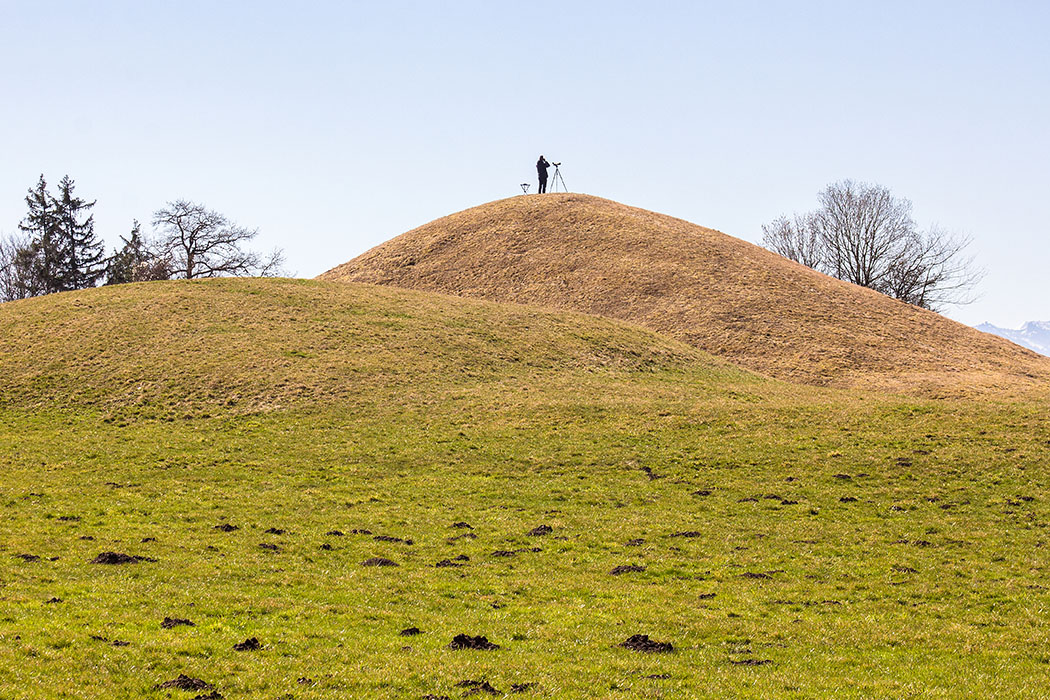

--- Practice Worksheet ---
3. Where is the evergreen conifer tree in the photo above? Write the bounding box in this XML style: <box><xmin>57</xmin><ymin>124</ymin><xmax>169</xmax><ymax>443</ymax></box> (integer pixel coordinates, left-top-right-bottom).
<box><xmin>17</xmin><ymin>175</ymin><xmax>65</xmax><ymax>295</ymax></box>
<box><xmin>53</xmin><ymin>175</ymin><xmax>104</xmax><ymax>290</ymax></box>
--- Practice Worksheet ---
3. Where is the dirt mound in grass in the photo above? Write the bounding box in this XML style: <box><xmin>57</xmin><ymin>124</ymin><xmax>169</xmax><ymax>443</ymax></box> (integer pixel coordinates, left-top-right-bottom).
<box><xmin>320</xmin><ymin>194</ymin><xmax>1050</xmax><ymax>395</ymax></box>
<box><xmin>449</xmin><ymin>634</ymin><xmax>499</xmax><ymax>650</ymax></box>
<box><xmin>90</xmin><ymin>552</ymin><xmax>152</xmax><ymax>565</ymax></box>
<box><xmin>156</xmin><ymin>675</ymin><xmax>213</xmax><ymax>691</ymax></box>
<box><xmin>620</xmin><ymin>634</ymin><xmax>673</xmax><ymax>653</ymax></box>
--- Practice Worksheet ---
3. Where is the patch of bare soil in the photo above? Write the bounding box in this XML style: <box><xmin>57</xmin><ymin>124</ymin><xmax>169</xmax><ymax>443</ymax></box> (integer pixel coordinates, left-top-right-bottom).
<box><xmin>640</xmin><ymin>466</ymin><xmax>664</xmax><ymax>481</ymax></box>
<box><xmin>90</xmin><ymin>634</ymin><xmax>130</xmax><ymax>647</ymax></box>
<box><xmin>161</xmin><ymin>617</ymin><xmax>195</xmax><ymax>628</ymax></box>
<box><xmin>610</xmin><ymin>565</ymin><xmax>646</xmax><ymax>575</ymax></box>
<box><xmin>448</xmin><ymin>532</ymin><xmax>477</xmax><ymax>542</ymax></box>
<box><xmin>456</xmin><ymin>680</ymin><xmax>500</xmax><ymax>696</ymax></box>
<box><xmin>192</xmin><ymin>692</ymin><xmax>223</xmax><ymax>700</ymax></box>
<box><xmin>620</xmin><ymin>634</ymin><xmax>673</xmax><ymax>653</ymax></box>
<box><xmin>361</xmin><ymin>557</ymin><xmax>398</xmax><ymax>567</ymax></box>
<box><xmin>155</xmin><ymin>675</ymin><xmax>213</xmax><ymax>691</ymax></box>
<box><xmin>233</xmin><ymin>637</ymin><xmax>260</xmax><ymax>651</ymax></box>
<box><xmin>491</xmin><ymin>547</ymin><xmax>542</xmax><ymax>557</ymax></box>
<box><xmin>448</xmin><ymin>634</ymin><xmax>499</xmax><ymax>650</ymax></box>
<box><xmin>91</xmin><ymin>552</ymin><xmax>154</xmax><ymax>564</ymax></box>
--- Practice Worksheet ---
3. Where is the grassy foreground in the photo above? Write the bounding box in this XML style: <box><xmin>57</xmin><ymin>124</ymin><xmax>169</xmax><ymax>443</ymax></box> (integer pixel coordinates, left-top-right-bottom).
<box><xmin>1</xmin><ymin>279</ymin><xmax>1048</xmax><ymax>698</ymax></box>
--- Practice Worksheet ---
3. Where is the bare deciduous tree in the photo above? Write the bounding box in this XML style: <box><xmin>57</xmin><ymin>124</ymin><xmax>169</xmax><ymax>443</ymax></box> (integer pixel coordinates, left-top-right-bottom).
<box><xmin>152</xmin><ymin>200</ymin><xmax>284</xmax><ymax>280</ymax></box>
<box><xmin>762</xmin><ymin>180</ymin><xmax>982</xmax><ymax>310</ymax></box>
<box><xmin>881</xmin><ymin>225</ymin><xmax>982</xmax><ymax>310</ymax></box>
<box><xmin>761</xmin><ymin>214</ymin><xmax>823</xmax><ymax>270</ymax></box>
<box><xmin>0</xmin><ymin>232</ymin><xmax>44</xmax><ymax>302</ymax></box>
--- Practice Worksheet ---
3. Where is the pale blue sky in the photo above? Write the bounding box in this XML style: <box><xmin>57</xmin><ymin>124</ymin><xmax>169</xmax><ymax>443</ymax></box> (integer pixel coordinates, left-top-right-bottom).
<box><xmin>1</xmin><ymin>1</ymin><xmax>1047</xmax><ymax>326</ymax></box>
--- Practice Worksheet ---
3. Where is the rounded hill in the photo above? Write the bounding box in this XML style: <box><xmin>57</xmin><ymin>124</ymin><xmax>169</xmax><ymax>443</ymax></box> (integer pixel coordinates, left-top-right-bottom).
<box><xmin>0</xmin><ymin>277</ymin><xmax>745</xmax><ymax>415</ymax></box>
<box><xmin>320</xmin><ymin>194</ymin><xmax>1050</xmax><ymax>394</ymax></box>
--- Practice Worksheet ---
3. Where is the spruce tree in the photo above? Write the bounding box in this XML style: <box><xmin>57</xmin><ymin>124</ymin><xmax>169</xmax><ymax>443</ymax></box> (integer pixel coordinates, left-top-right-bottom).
<box><xmin>53</xmin><ymin>175</ymin><xmax>104</xmax><ymax>290</ymax></box>
<box><xmin>105</xmin><ymin>221</ymin><xmax>141</xmax><ymax>285</ymax></box>
<box><xmin>17</xmin><ymin>175</ymin><xmax>65</xmax><ymax>294</ymax></box>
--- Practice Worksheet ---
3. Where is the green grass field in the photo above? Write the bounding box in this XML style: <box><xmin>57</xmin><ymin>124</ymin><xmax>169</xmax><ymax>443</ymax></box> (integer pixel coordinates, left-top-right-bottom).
<box><xmin>1</xmin><ymin>279</ymin><xmax>1048</xmax><ymax>698</ymax></box>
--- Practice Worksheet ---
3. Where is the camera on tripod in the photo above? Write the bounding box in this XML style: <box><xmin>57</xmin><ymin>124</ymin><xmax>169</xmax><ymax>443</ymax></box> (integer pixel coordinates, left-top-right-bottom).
<box><xmin>547</xmin><ymin>161</ymin><xmax>567</xmax><ymax>192</ymax></box>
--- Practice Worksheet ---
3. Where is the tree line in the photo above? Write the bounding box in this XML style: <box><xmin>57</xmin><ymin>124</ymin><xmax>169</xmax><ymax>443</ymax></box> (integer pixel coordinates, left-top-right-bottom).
<box><xmin>1</xmin><ymin>175</ymin><xmax>283</xmax><ymax>302</ymax></box>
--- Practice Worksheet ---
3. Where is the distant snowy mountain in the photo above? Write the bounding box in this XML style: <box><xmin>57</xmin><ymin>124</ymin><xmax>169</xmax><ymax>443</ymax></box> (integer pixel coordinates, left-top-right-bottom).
<box><xmin>976</xmin><ymin>321</ymin><xmax>1050</xmax><ymax>357</ymax></box>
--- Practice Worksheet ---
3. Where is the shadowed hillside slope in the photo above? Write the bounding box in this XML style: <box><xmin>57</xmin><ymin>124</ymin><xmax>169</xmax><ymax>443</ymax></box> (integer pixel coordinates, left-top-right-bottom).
<box><xmin>320</xmin><ymin>194</ymin><xmax>1050</xmax><ymax>395</ymax></box>
<box><xmin>0</xmin><ymin>277</ymin><xmax>750</xmax><ymax>415</ymax></box>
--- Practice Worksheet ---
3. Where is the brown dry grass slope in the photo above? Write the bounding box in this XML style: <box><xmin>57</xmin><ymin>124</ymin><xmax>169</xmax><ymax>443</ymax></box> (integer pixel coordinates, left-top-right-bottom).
<box><xmin>321</xmin><ymin>193</ymin><xmax>1050</xmax><ymax>395</ymax></box>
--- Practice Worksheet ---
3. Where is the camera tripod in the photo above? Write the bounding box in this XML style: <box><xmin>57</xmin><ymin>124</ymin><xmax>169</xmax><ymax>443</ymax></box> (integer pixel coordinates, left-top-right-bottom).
<box><xmin>548</xmin><ymin>163</ymin><xmax>568</xmax><ymax>193</ymax></box>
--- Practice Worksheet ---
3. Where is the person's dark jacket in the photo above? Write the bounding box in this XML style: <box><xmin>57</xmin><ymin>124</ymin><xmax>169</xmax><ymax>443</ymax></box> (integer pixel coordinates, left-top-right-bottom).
<box><xmin>537</xmin><ymin>157</ymin><xmax>550</xmax><ymax>179</ymax></box>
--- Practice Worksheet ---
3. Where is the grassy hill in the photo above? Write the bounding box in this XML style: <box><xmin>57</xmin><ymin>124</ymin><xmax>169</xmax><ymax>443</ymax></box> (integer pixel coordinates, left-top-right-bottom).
<box><xmin>2</xmin><ymin>279</ymin><xmax>1049</xmax><ymax>699</ymax></box>
<box><xmin>320</xmin><ymin>194</ymin><xmax>1050</xmax><ymax>395</ymax></box>
<box><xmin>0</xmin><ymin>278</ymin><xmax>722</xmax><ymax>417</ymax></box>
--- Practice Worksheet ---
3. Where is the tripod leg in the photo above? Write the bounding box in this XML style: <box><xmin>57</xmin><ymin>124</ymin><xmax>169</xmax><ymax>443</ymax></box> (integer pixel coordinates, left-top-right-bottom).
<box><xmin>553</xmin><ymin>169</ymin><xmax>566</xmax><ymax>192</ymax></box>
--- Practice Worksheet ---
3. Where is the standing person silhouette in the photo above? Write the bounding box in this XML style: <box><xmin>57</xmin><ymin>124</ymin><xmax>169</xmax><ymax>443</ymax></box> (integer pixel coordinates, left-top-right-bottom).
<box><xmin>536</xmin><ymin>155</ymin><xmax>550</xmax><ymax>194</ymax></box>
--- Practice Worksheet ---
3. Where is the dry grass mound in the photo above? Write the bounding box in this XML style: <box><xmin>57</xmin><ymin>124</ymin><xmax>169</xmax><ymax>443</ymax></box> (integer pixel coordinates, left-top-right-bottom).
<box><xmin>0</xmin><ymin>277</ymin><xmax>738</xmax><ymax>415</ymax></box>
<box><xmin>321</xmin><ymin>194</ymin><xmax>1050</xmax><ymax>395</ymax></box>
